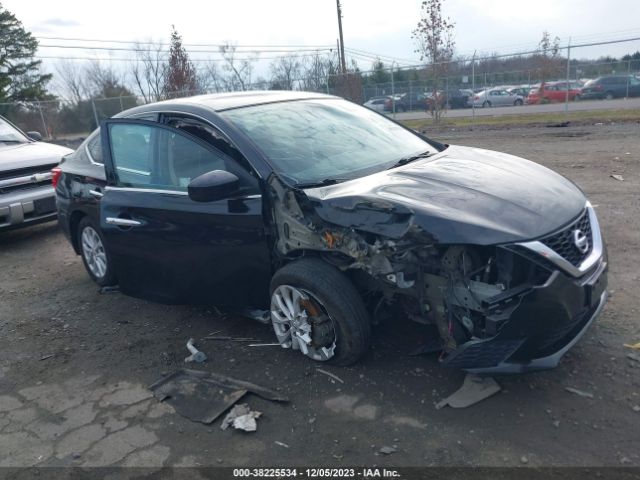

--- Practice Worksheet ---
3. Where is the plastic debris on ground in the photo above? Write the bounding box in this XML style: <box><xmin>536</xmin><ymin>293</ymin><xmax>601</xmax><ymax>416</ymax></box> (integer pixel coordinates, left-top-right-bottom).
<box><xmin>435</xmin><ymin>373</ymin><xmax>501</xmax><ymax>409</ymax></box>
<box><xmin>148</xmin><ymin>369</ymin><xmax>288</xmax><ymax>424</ymax></box>
<box><xmin>184</xmin><ymin>338</ymin><xmax>207</xmax><ymax>363</ymax></box>
<box><xmin>221</xmin><ymin>404</ymin><xmax>262</xmax><ymax>432</ymax></box>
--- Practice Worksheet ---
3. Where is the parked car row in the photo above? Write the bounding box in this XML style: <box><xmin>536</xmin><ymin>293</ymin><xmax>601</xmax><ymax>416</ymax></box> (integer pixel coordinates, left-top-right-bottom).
<box><xmin>363</xmin><ymin>74</ymin><xmax>640</xmax><ymax>113</ymax></box>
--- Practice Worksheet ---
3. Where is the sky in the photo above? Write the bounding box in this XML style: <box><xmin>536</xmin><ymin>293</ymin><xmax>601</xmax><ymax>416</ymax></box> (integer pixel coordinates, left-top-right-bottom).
<box><xmin>3</xmin><ymin>0</ymin><xmax>640</xmax><ymax>86</ymax></box>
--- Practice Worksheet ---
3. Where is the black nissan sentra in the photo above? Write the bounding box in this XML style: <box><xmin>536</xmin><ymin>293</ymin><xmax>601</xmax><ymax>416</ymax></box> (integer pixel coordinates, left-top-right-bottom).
<box><xmin>54</xmin><ymin>91</ymin><xmax>608</xmax><ymax>372</ymax></box>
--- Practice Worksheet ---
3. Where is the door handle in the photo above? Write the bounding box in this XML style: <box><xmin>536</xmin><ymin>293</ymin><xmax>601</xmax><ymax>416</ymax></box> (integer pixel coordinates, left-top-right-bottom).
<box><xmin>89</xmin><ymin>189</ymin><xmax>103</xmax><ymax>198</ymax></box>
<box><xmin>105</xmin><ymin>217</ymin><xmax>142</xmax><ymax>227</ymax></box>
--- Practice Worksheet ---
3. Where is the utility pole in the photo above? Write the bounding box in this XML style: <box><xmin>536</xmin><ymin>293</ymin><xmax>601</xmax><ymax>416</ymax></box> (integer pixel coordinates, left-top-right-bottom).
<box><xmin>336</xmin><ymin>0</ymin><xmax>347</xmax><ymax>73</ymax></box>
<box><xmin>564</xmin><ymin>38</ymin><xmax>571</xmax><ymax>115</ymax></box>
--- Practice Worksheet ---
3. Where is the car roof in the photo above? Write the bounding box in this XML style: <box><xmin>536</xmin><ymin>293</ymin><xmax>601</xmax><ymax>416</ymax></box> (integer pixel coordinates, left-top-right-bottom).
<box><xmin>120</xmin><ymin>90</ymin><xmax>340</xmax><ymax>116</ymax></box>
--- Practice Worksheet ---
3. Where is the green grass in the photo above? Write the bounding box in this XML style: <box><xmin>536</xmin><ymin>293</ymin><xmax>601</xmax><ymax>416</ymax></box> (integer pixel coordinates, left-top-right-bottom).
<box><xmin>401</xmin><ymin>108</ymin><xmax>640</xmax><ymax>130</ymax></box>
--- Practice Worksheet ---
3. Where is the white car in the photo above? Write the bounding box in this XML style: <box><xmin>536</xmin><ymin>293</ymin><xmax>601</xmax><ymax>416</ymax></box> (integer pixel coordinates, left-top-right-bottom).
<box><xmin>363</xmin><ymin>96</ymin><xmax>390</xmax><ymax>113</ymax></box>
<box><xmin>472</xmin><ymin>89</ymin><xmax>525</xmax><ymax>107</ymax></box>
<box><xmin>0</xmin><ymin>116</ymin><xmax>73</xmax><ymax>231</ymax></box>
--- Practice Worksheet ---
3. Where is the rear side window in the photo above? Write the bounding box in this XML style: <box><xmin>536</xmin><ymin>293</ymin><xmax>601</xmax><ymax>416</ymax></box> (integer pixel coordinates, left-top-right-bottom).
<box><xmin>86</xmin><ymin>131</ymin><xmax>103</xmax><ymax>164</ymax></box>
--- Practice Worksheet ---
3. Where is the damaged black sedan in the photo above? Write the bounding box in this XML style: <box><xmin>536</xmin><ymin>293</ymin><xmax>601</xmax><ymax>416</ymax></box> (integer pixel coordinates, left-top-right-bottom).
<box><xmin>55</xmin><ymin>91</ymin><xmax>608</xmax><ymax>373</ymax></box>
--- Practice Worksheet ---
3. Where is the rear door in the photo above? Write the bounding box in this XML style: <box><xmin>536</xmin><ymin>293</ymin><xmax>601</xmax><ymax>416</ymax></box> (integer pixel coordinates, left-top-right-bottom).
<box><xmin>98</xmin><ymin>119</ymin><xmax>271</xmax><ymax>306</ymax></box>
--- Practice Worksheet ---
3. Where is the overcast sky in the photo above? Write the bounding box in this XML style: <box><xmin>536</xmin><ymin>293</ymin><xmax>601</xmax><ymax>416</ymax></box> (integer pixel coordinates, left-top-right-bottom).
<box><xmin>4</xmin><ymin>0</ymin><xmax>640</xmax><ymax>75</ymax></box>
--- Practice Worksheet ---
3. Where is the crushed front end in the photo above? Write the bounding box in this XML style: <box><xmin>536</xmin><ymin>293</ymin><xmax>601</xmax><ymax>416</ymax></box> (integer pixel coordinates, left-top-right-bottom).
<box><xmin>402</xmin><ymin>202</ymin><xmax>607</xmax><ymax>373</ymax></box>
<box><xmin>270</xmin><ymin>172</ymin><xmax>608</xmax><ymax>373</ymax></box>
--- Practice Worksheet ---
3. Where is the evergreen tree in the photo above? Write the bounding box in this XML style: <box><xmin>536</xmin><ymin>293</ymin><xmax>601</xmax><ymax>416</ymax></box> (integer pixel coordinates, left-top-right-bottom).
<box><xmin>0</xmin><ymin>3</ymin><xmax>52</xmax><ymax>101</ymax></box>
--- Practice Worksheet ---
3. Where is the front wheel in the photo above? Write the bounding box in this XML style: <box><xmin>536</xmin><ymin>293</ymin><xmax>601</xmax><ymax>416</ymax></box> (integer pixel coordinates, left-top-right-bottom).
<box><xmin>78</xmin><ymin>217</ymin><xmax>116</xmax><ymax>286</ymax></box>
<box><xmin>605</xmin><ymin>91</ymin><xmax>614</xmax><ymax>100</ymax></box>
<box><xmin>270</xmin><ymin>258</ymin><xmax>371</xmax><ymax>366</ymax></box>
<box><xmin>514</xmin><ymin>99</ymin><xmax>523</xmax><ymax>106</ymax></box>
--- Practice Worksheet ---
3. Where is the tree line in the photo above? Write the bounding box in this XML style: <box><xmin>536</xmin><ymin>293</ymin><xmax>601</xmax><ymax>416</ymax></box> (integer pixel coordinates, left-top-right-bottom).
<box><xmin>1</xmin><ymin>0</ymin><xmax>639</xmax><ymax>133</ymax></box>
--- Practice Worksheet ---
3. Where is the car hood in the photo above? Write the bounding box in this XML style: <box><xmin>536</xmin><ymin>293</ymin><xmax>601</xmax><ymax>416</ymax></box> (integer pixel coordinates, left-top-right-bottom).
<box><xmin>303</xmin><ymin>145</ymin><xmax>586</xmax><ymax>245</ymax></box>
<box><xmin>0</xmin><ymin>142</ymin><xmax>73</xmax><ymax>172</ymax></box>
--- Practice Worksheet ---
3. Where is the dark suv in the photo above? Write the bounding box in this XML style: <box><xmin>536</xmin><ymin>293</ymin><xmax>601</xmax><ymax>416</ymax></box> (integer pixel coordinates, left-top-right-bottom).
<box><xmin>580</xmin><ymin>75</ymin><xmax>640</xmax><ymax>99</ymax></box>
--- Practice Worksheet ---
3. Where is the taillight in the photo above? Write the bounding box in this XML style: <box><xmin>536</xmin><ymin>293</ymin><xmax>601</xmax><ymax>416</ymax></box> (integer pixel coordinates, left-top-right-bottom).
<box><xmin>51</xmin><ymin>166</ymin><xmax>62</xmax><ymax>189</ymax></box>
<box><xmin>473</xmin><ymin>95</ymin><xmax>479</xmax><ymax>100</ymax></box>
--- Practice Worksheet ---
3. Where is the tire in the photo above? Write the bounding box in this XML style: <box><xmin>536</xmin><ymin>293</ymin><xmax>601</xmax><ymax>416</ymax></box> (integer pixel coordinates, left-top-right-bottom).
<box><xmin>514</xmin><ymin>99</ymin><xmax>523</xmax><ymax>106</ymax></box>
<box><xmin>270</xmin><ymin>258</ymin><xmax>371</xmax><ymax>366</ymax></box>
<box><xmin>605</xmin><ymin>91</ymin><xmax>614</xmax><ymax>100</ymax></box>
<box><xmin>482</xmin><ymin>101</ymin><xmax>491</xmax><ymax>108</ymax></box>
<box><xmin>78</xmin><ymin>217</ymin><xmax>116</xmax><ymax>286</ymax></box>
<box><xmin>574</xmin><ymin>94</ymin><xmax>581</xmax><ymax>101</ymax></box>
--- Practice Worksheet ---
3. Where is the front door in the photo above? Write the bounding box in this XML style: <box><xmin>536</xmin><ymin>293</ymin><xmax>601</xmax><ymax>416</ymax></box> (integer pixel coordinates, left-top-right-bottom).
<box><xmin>99</xmin><ymin>119</ymin><xmax>271</xmax><ymax>306</ymax></box>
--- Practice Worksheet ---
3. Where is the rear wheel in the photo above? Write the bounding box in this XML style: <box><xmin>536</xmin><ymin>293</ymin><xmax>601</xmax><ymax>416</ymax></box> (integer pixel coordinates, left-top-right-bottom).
<box><xmin>514</xmin><ymin>99</ymin><xmax>523</xmax><ymax>106</ymax></box>
<box><xmin>78</xmin><ymin>217</ymin><xmax>116</xmax><ymax>286</ymax></box>
<box><xmin>482</xmin><ymin>101</ymin><xmax>491</xmax><ymax>108</ymax></box>
<box><xmin>605</xmin><ymin>91</ymin><xmax>614</xmax><ymax>100</ymax></box>
<box><xmin>270</xmin><ymin>258</ymin><xmax>371</xmax><ymax>366</ymax></box>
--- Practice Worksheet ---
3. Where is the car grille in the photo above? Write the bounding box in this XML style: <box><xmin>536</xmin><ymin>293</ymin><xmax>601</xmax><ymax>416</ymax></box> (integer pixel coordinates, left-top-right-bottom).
<box><xmin>0</xmin><ymin>163</ymin><xmax>57</xmax><ymax>195</ymax></box>
<box><xmin>541</xmin><ymin>209</ymin><xmax>592</xmax><ymax>267</ymax></box>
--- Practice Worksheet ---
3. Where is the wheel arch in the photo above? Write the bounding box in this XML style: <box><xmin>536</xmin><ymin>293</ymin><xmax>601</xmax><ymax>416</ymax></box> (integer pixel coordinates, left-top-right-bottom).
<box><xmin>69</xmin><ymin>210</ymin><xmax>88</xmax><ymax>254</ymax></box>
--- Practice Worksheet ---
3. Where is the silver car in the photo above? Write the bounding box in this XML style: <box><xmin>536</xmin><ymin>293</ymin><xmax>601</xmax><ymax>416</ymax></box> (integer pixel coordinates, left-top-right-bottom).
<box><xmin>472</xmin><ymin>88</ymin><xmax>525</xmax><ymax>107</ymax></box>
<box><xmin>363</xmin><ymin>96</ymin><xmax>390</xmax><ymax>113</ymax></box>
<box><xmin>0</xmin><ymin>116</ymin><xmax>73</xmax><ymax>231</ymax></box>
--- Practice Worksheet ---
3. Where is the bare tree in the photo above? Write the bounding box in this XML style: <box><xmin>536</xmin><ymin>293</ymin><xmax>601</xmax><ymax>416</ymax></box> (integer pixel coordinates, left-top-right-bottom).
<box><xmin>219</xmin><ymin>42</ymin><xmax>256</xmax><ymax>91</ymax></box>
<box><xmin>131</xmin><ymin>41</ymin><xmax>167</xmax><ymax>102</ymax></box>
<box><xmin>53</xmin><ymin>60</ymin><xmax>87</xmax><ymax>105</ymax></box>
<box><xmin>85</xmin><ymin>60</ymin><xmax>123</xmax><ymax>97</ymax></box>
<box><xmin>412</xmin><ymin>0</ymin><xmax>455</xmax><ymax>123</ymax></box>
<box><xmin>300</xmin><ymin>51</ymin><xmax>337</xmax><ymax>92</ymax></box>
<box><xmin>200</xmin><ymin>61</ymin><xmax>223</xmax><ymax>93</ymax></box>
<box><xmin>269</xmin><ymin>54</ymin><xmax>302</xmax><ymax>90</ymax></box>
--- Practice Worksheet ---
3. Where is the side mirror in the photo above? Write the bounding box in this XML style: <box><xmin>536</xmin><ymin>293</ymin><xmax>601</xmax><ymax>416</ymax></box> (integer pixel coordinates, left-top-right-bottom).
<box><xmin>188</xmin><ymin>170</ymin><xmax>239</xmax><ymax>202</ymax></box>
<box><xmin>27</xmin><ymin>131</ymin><xmax>43</xmax><ymax>141</ymax></box>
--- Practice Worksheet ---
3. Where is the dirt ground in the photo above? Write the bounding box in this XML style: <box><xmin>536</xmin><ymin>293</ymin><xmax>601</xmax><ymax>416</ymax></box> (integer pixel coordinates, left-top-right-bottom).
<box><xmin>1</xmin><ymin>122</ymin><xmax>639</xmax><ymax>469</ymax></box>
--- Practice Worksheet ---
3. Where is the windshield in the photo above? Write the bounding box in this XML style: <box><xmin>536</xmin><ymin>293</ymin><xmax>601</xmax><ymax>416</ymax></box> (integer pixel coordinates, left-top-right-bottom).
<box><xmin>0</xmin><ymin>117</ymin><xmax>29</xmax><ymax>143</ymax></box>
<box><xmin>222</xmin><ymin>99</ymin><xmax>437</xmax><ymax>185</ymax></box>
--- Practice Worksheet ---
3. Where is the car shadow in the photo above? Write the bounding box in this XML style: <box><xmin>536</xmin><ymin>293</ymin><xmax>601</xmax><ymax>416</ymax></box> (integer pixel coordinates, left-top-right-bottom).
<box><xmin>0</xmin><ymin>221</ymin><xmax>61</xmax><ymax>248</ymax></box>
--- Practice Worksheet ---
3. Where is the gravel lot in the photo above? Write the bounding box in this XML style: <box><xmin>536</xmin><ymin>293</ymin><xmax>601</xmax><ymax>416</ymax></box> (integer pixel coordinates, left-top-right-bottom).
<box><xmin>1</xmin><ymin>122</ymin><xmax>639</xmax><ymax>469</ymax></box>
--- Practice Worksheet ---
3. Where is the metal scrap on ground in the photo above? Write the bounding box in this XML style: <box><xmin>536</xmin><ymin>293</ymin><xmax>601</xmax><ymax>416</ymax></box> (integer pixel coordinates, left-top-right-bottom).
<box><xmin>435</xmin><ymin>374</ymin><xmax>501</xmax><ymax>409</ymax></box>
<box><xmin>148</xmin><ymin>369</ymin><xmax>288</xmax><ymax>424</ymax></box>
<box><xmin>203</xmin><ymin>336</ymin><xmax>259</xmax><ymax>342</ymax></box>
<box><xmin>316</xmin><ymin>368</ymin><xmax>345</xmax><ymax>384</ymax></box>
<box><xmin>565</xmin><ymin>387</ymin><xmax>594</xmax><ymax>398</ymax></box>
<box><xmin>624</xmin><ymin>342</ymin><xmax>640</xmax><ymax>350</ymax></box>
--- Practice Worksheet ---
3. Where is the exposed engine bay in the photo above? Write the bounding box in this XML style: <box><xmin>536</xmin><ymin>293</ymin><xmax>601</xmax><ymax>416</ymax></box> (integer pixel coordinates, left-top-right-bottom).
<box><xmin>268</xmin><ymin>178</ymin><xmax>554</xmax><ymax>365</ymax></box>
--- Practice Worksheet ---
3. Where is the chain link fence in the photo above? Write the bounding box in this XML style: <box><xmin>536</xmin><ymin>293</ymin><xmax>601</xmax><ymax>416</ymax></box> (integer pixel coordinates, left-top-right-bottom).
<box><xmin>2</xmin><ymin>38</ymin><xmax>639</xmax><ymax>140</ymax></box>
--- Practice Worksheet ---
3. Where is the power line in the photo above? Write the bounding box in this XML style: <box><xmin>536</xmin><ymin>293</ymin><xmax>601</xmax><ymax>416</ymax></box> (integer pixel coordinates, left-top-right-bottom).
<box><xmin>36</xmin><ymin>51</ymin><xmax>335</xmax><ymax>64</ymax></box>
<box><xmin>38</xmin><ymin>44</ymin><xmax>334</xmax><ymax>55</ymax></box>
<box><xmin>36</xmin><ymin>36</ymin><xmax>333</xmax><ymax>49</ymax></box>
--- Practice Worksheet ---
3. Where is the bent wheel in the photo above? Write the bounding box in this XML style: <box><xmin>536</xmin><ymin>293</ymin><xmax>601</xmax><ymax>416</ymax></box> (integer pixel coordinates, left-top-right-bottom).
<box><xmin>270</xmin><ymin>258</ymin><xmax>371</xmax><ymax>365</ymax></box>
